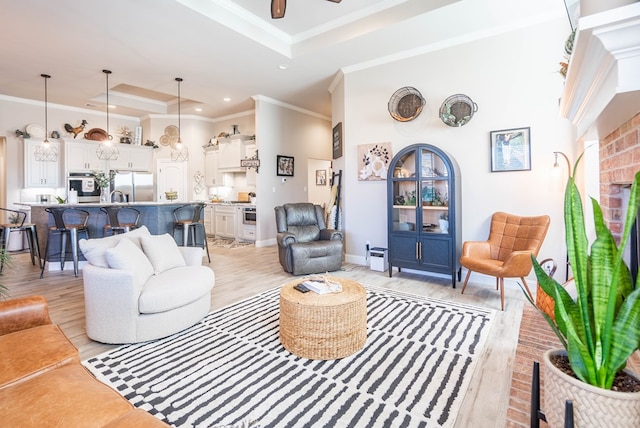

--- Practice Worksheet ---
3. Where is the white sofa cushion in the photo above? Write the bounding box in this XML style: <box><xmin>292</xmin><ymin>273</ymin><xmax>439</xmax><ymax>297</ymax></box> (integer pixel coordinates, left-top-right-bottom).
<box><xmin>79</xmin><ymin>226</ymin><xmax>151</xmax><ymax>268</ymax></box>
<box><xmin>140</xmin><ymin>233</ymin><xmax>186</xmax><ymax>274</ymax></box>
<box><xmin>138</xmin><ymin>266</ymin><xmax>214</xmax><ymax>314</ymax></box>
<box><xmin>105</xmin><ymin>238</ymin><xmax>154</xmax><ymax>287</ymax></box>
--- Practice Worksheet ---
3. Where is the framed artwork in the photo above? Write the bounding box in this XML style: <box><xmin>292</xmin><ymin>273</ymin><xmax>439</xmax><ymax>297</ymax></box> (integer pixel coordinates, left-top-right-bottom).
<box><xmin>277</xmin><ymin>155</ymin><xmax>294</xmax><ymax>176</ymax></box>
<box><xmin>358</xmin><ymin>142</ymin><xmax>392</xmax><ymax>181</ymax></box>
<box><xmin>315</xmin><ymin>170</ymin><xmax>327</xmax><ymax>186</ymax></box>
<box><xmin>490</xmin><ymin>127</ymin><xmax>531</xmax><ymax>172</ymax></box>
<box><xmin>332</xmin><ymin>122</ymin><xmax>343</xmax><ymax>160</ymax></box>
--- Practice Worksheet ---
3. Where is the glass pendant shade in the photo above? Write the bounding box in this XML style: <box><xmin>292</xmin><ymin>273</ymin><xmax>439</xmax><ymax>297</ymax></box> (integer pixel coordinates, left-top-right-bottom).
<box><xmin>96</xmin><ymin>69</ymin><xmax>119</xmax><ymax>161</ymax></box>
<box><xmin>171</xmin><ymin>77</ymin><xmax>189</xmax><ymax>162</ymax></box>
<box><xmin>35</xmin><ymin>73</ymin><xmax>58</xmax><ymax>162</ymax></box>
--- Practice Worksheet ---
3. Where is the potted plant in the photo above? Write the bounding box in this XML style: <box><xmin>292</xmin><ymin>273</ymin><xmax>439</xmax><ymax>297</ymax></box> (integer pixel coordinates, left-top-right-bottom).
<box><xmin>92</xmin><ymin>170</ymin><xmax>115</xmax><ymax>203</ymax></box>
<box><xmin>526</xmin><ymin>153</ymin><xmax>640</xmax><ymax>426</ymax></box>
<box><xmin>439</xmin><ymin>212</ymin><xmax>449</xmax><ymax>234</ymax></box>
<box><xmin>248</xmin><ymin>192</ymin><xmax>256</xmax><ymax>204</ymax></box>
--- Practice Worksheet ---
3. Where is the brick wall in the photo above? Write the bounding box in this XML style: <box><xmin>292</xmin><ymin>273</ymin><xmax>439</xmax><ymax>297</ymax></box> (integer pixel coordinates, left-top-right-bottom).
<box><xmin>599</xmin><ymin>112</ymin><xmax>640</xmax><ymax>240</ymax></box>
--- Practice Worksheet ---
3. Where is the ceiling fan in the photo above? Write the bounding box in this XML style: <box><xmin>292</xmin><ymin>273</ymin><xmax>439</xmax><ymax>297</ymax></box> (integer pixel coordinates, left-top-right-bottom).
<box><xmin>271</xmin><ymin>0</ymin><xmax>342</xmax><ymax>19</ymax></box>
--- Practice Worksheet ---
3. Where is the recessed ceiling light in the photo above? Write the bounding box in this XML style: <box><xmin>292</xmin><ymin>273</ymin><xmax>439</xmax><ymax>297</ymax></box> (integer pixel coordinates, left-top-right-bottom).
<box><xmin>195</xmin><ymin>107</ymin><xmax>202</xmax><ymax>112</ymax></box>
<box><xmin>278</xmin><ymin>64</ymin><xmax>289</xmax><ymax>70</ymax></box>
<box><xmin>223</xmin><ymin>97</ymin><xmax>231</xmax><ymax>102</ymax></box>
<box><xmin>108</xmin><ymin>105</ymin><xmax>116</xmax><ymax>109</ymax></box>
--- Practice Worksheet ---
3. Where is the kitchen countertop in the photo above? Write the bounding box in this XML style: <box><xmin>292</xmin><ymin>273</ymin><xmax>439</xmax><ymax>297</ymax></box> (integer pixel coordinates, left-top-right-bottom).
<box><xmin>17</xmin><ymin>201</ymin><xmax>201</xmax><ymax>207</ymax></box>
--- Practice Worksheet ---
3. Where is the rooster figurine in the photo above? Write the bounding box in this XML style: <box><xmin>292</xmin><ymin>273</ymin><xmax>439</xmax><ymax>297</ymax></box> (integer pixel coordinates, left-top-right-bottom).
<box><xmin>64</xmin><ymin>119</ymin><xmax>88</xmax><ymax>138</ymax></box>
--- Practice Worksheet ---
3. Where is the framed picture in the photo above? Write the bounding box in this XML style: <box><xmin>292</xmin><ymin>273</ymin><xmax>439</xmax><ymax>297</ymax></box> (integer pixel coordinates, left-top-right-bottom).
<box><xmin>277</xmin><ymin>155</ymin><xmax>294</xmax><ymax>176</ymax></box>
<box><xmin>490</xmin><ymin>127</ymin><xmax>531</xmax><ymax>172</ymax></box>
<box><xmin>316</xmin><ymin>170</ymin><xmax>327</xmax><ymax>186</ymax></box>
<box><xmin>332</xmin><ymin>122</ymin><xmax>343</xmax><ymax>160</ymax></box>
<box><xmin>357</xmin><ymin>142</ymin><xmax>392</xmax><ymax>181</ymax></box>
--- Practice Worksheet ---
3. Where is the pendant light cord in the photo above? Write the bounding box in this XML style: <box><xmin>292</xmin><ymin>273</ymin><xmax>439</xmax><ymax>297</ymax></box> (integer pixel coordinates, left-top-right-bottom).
<box><xmin>103</xmin><ymin>70</ymin><xmax>112</xmax><ymax>139</ymax></box>
<box><xmin>176</xmin><ymin>77</ymin><xmax>183</xmax><ymax>144</ymax></box>
<box><xmin>41</xmin><ymin>74</ymin><xmax>50</xmax><ymax>142</ymax></box>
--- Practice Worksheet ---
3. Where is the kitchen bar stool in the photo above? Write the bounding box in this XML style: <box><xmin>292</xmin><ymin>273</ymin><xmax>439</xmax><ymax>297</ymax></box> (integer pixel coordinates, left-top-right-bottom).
<box><xmin>40</xmin><ymin>207</ymin><xmax>90</xmax><ymax>278</ymax></box>
<box><xmin>0</xmin><ymin>208</ymin><xmax>42</xmax><ymax>274</ymax></box>
<box><xmin>100</xmin><ymin>206</ymin><xmax>141</xmax><ymax>236</ymax></box>
<box><xmin>173</xmin><ymin>203</ymin><xmax>210</xmax><ymax>262</ymax></box>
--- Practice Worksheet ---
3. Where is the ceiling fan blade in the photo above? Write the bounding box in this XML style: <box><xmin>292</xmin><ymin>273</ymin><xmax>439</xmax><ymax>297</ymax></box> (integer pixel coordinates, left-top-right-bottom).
<box><xmin>271</xmin><ymin>0</ymin><xmax>286</xmax><ymax>19</ymax></box>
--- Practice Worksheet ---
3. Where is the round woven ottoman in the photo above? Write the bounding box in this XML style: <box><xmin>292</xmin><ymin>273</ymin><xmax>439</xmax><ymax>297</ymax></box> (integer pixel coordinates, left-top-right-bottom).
<box><xmin>279</xmin><ymin>277</ymin><xmax>367</xmax><ymax>360</ymax></box>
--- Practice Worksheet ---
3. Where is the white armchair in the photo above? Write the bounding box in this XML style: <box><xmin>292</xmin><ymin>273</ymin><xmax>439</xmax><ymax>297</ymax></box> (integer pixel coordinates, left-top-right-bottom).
<box><xmin>79</xmin><ymin>226</ymin><xmax>215</xmax><ymax>344</ymax></box>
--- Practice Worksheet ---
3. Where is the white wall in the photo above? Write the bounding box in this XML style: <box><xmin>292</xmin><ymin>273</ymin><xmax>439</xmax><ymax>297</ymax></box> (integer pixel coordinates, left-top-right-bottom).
<box><xmin>254</xmin><ymin>96</ymin><xmax>332</xmax><ymax>246</ymax></box>
<box><xmin>338</xmin><ymin>18</ymin><xmax>575</xmax><ymax>282</ymax></box>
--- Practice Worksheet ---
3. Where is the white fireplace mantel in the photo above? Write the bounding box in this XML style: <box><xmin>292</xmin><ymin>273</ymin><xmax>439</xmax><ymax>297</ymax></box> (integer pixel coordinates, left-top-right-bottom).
<box><xmin>560</xmin><ymin>2</ymin><xmax>640</xmax><ymax>140</ymax></box>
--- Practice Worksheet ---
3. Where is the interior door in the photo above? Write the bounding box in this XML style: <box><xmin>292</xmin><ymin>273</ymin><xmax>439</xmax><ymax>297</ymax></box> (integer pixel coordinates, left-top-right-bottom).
<box><xmin>156</xmin><ymin>160</ymin><xmax>187</xmax><ymax>202</ymax></box>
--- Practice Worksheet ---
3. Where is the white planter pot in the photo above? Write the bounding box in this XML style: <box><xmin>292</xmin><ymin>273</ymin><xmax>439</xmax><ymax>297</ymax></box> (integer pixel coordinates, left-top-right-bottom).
<box><xmin>543</xmin><ymin>348</ymin><xmax>640</xmax><ymax>427</ymax></box>
<box><xmin>438</xmin><ymin>219</ymin><xmax>449</xmax><ymax>233</ymax></box>
<box><xmin>6</xmin><ymin>230</ymin><xmax>24</xmax><ymax>251</ymax></box>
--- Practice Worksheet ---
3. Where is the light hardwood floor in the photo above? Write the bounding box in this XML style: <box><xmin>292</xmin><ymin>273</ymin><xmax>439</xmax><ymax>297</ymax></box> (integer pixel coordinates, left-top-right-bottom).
<box><xmin>2</xmin><ymin>245</ymin><xmax>526</xmax><ymax>428</ymax></box>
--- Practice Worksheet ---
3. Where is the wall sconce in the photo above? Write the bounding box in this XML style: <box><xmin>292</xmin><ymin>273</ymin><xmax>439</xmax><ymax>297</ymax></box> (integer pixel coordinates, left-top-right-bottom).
<box><xmin>553</xmin><ymin>151</ymin><xmax>572</xmax><ymax>176</ymax></box>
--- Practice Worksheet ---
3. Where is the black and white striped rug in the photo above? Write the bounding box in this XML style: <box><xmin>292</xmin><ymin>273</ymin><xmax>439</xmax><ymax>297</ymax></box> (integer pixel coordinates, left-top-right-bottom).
<box><xmin>84</xmin><ymin>286</ymin><xmax>494</xmax><ymax>427</ymax></box>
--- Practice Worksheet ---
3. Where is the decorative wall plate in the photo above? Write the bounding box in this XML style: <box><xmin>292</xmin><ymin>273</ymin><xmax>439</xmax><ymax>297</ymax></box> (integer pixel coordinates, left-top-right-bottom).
<box><xmin>84</xmin><ymin>128</ymin><xmax>109</xmax><ymax>141</ymax></box>
<box><xmin>159</xmin><ymin>135</ymin><xmax>170</xmax><ymax>146</ymax></box>
<box><xmin>439</xmin><ymin>94</ymin><xmax>478</xmax><ymax>127</ymax></box>
<box><xmin>388</xmin><ymin>87</ymin><xmax>425</xmax><ymax>122</ymax></box>
<box><xmin>25</xmin><ymin>123</ymin><xmax>45</xmax><ymax>138</ymax></box>
<box><xmin>164</xmin><ymin>125</ymin><xmax>179</xmax><ymax>137</ymax></box>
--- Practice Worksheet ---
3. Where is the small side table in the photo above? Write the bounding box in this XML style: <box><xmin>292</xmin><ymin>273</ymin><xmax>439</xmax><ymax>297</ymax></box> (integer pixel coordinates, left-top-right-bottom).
<box><xmin>279</xmin><ymin>277</ymin><xmax>367</xmax><ymax>360</ymax></box>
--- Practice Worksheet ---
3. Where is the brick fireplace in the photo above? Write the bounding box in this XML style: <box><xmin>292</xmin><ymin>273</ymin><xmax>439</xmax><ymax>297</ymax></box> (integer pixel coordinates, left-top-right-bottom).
<box><xmin>599</xmin><ymin>112</ymin><xmax>640</xmax><ymax>238</ymax></box>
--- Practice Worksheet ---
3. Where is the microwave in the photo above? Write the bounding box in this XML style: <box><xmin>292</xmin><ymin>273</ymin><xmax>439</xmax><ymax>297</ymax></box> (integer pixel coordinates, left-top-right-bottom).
<box><xmin>67</xmin><ymin>172</ymin><xmax>101</xmax><ymax>203</ymax></box>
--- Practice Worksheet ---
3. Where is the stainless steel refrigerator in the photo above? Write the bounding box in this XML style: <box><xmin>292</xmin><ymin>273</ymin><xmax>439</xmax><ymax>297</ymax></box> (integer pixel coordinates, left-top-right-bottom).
<box><xmin>110</xmin><ymin>171</ymin><xmax>154</xmax><ymax>202</ymax></box>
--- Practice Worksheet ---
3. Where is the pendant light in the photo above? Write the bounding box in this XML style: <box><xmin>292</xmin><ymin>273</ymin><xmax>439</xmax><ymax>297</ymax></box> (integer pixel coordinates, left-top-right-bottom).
<box><xmin>34</xmin><ymin>74</ymin><xmax>58</xmax><ymax>162</ymax></box>
<box><xmin>96</xmin><ymin>69</ymin><xmax>119</xmax><ymax>160</ymax></box>
<box><xmin>171</xmin><ymin>77</ymin><xmax>189</xmax><ymax>162</ymax></box>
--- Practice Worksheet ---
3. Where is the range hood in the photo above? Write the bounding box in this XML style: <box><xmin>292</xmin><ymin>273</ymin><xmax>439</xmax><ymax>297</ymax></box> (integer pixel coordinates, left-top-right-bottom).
<box><xmin>559</xmin><ymin>2</ymin><xmax>640</xmax><ymax>140</ymax></box>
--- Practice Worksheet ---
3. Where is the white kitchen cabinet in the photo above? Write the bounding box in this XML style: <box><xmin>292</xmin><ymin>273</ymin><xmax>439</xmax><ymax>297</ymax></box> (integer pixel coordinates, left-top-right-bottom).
<box><xmin>205</xmin><ymin>149</ymin><xmax>234</xmax><ymax>187</ymax></box>
<box><xmin>214</xmin><ymin>205</ymin><xmax>236</xmax><ymax>239</ymax></box>
<box><xmin>218</xmin><ymin>137</ymin><xmax>244</xmax><ymax>170</ymax></box>
<box><xmin>204</xmin><ymin>204</ymin><xmax>216</xmax><ymax>236</ymax></box>
<box><xmin>24</xmin><ymin>139</ymin><xmax>61</xmax><ymax>188</ymax></box>
<box><xmin>109</xmin><ymin>145</ymin><xmax>153</xmax><ymax>171</ymax></box>
<box><xmin>65</xmin><ymin>139</ymin><xmax>106</xmax><ymax>172</ymax></box>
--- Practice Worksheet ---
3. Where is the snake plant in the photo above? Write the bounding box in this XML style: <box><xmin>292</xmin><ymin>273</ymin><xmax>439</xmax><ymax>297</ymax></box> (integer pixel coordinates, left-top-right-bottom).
<box><xmin>530</xmin><ymin>153</ymin><xmax>640</xmax><ymax>389</ymax></box>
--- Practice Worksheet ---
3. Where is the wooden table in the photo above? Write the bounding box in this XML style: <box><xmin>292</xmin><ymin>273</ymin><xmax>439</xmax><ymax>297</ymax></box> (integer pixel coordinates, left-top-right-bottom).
<box><xmin>279</xmin><ymin>277</ymin><xmax>367</xmax><ymax>360</ymax></box>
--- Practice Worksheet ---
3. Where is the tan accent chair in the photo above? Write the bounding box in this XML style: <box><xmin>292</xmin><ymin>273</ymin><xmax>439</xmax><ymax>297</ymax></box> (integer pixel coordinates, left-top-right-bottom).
<box><xmin>460</xmin><ymin>212</ymin><xmax>550</xmax><ymax>310</ymax></box>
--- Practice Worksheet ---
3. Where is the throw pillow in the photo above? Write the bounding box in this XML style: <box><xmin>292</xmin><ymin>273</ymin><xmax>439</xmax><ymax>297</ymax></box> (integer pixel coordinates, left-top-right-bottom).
<box><xmin>104</xmin><ymin>238</ymin><xmax>154</xmax><ymax>286</ymax></box>
<box><xmin>140</xmin><ymin>233</ymin><xmax>186</xmax><ymax>274</ymax></box>
<box><xmin>79</xmin><ymin>225</ymin><xmax>150</xmax><ymax>267</ymax></box>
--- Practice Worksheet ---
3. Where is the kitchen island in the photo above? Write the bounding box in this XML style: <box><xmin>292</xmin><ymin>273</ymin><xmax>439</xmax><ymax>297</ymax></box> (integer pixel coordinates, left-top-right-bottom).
<box><xmin>28</xmin><ymin>201</ymin><xmax>201</xmax><ymax>270</ymax></box>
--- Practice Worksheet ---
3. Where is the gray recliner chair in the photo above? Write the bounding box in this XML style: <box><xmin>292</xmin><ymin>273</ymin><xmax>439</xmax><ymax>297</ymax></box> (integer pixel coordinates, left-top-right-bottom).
<box><xmin>275</xmin><ymin>203</ymin><xmax>343</xmax><ymax>275</ymax></box>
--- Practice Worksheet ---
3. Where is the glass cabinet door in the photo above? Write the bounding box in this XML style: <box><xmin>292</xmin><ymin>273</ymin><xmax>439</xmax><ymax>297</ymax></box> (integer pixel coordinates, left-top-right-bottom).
<box><xmin>420</xmin><ymin>148</ymin><xmax>449</xmax><ymax>234</ymax></box>
<box><xmin>391</xmin><ymin>150</ymin><xmax>417</xmax><ymax>232</ymax></box>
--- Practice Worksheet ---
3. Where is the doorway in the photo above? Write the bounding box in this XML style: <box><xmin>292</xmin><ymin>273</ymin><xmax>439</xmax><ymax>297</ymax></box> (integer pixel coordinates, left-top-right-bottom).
<box><xmin>157</xmin><ymin>160</ymin><xmax>188</xmax><ymax>202</ymax></box>
<box><xmin>307</xmin><ymin>158</ymin><xmax>331</xmax><ymax>208</ymax></box>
